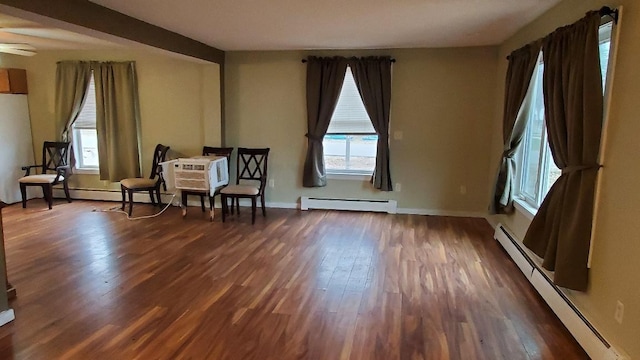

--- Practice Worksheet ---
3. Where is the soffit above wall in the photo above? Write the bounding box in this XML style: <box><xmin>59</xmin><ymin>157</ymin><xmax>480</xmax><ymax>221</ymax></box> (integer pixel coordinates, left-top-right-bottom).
<box><xmin>90</xmin><ymin>0</ymin><xmax>562</xmax><ymax>51</ymax></box>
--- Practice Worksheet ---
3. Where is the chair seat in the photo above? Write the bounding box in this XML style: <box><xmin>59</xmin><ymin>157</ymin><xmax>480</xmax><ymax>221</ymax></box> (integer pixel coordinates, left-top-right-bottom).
<box><xmin>221</xmin><ymin>184</ymin><xmax>259</xmax><ymax>196</ymax></box>
<box><xmin>19</xmin><ymin>174</ymin><xmax>64</xmax><ymax>184</ymax></box>
<box><xmin>121</xmin><ymin>178</ymin><xmax>157</xmax><ymax>189</ymax></box>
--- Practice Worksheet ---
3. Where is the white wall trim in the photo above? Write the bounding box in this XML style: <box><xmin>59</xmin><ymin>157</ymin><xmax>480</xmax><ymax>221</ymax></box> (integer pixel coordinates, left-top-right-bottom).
<box><xmin>397</xmin><ymin>208</ymin><xmax>486</xmax><ymax>218</ymax></box>
<box><xmin>54</xmin><ymin>189</ymin><xmax>493</xmax><ymax>219</ymax></box>
<box><xmin>0</xmin><ymin>309</ymin><xmax>15</xmax><ymax>327</ymax></box>
<box><xmin>301</xmin><ymin>196</ymin><xmax>397</xmax><ymax>214</ymax></box>
<box><xmin>513</xmin><ymin>198</ymin><xmax>536</xmax><ymax>221</ymax></box>
<box><xmin>494</xmin><ymin>223</ymin><xmax>629</xmax><ymax>360</ymax></box>
<box><xmin>326</xmin><ymin>173</ymin><xmax>371</xmax><ymax>181</ymax></box>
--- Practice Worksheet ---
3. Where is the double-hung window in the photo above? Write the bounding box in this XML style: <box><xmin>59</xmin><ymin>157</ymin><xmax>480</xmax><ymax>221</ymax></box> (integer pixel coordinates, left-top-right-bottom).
<box><xmin>72</xmin><ymin>73</ymin><xmax>99</xmax><ymax>172</ymax></box>
<box><xmin>516</xmin><ymin>21</ymin><xmax>614</xmax><ymax>209</ymax></box>
<box><xmin>323</xmin><ymin>66</ymin><xmax>377</xmax><ymax>175</ymax></box>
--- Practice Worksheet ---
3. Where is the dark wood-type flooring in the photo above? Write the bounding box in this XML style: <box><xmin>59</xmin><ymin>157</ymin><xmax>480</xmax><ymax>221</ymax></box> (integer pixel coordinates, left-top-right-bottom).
<box><xmin>0</xmin><ymin>200</ymin><xmax>587</xmax><ymax>359</ymax></box>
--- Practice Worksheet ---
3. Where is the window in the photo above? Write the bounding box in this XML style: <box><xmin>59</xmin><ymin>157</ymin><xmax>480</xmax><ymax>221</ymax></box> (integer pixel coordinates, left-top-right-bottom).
<box><xmin>323</xmin><ymin>66</ymin><xmax>378</xmax><ymax>175</ymax></box>
<box><xmin>72</xmin><ymin>74</ymin><xmax>99</xmax><ymax>171</ymax></box>
<box><xmin>516</xmin><ymin>22</ymin><xmax>613</xmax><ymax>209</ymax></box>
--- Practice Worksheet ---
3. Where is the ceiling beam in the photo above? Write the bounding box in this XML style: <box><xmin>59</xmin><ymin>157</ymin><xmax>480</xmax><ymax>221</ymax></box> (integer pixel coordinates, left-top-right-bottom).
<box><xmin>0</xmin><ymin>0</ymin><xmax>224</xmax><ymax>64</ymax></box>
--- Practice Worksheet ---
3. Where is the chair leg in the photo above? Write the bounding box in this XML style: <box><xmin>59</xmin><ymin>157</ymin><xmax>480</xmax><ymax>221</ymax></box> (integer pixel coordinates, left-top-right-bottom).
<box><xmin>251</xmin><ymin>197</ymin><xmax>256</xmax><ymax>225</ymax></box>
<box><xmin>149</xmin><ymin>190</ymin><xmax>156</xmax><ymax>206</ymax></box>
<box><xmin>209</xmin><ymin>196</ymin><xmax>215</xmax><ymax>222</ymax></box>
<box><xmin>236</xmin><ymin>198</ymin><xmax>240</xmax><ymax>214</ymax></box>
<box><xmin>128</xmin><ymin>189</ymin><xmax>134</xmax><ymax>216</ymax></box>
<box><xmin>121</xmin><ymin>186</ymin><xmax>126</xmax><ymax>210</ymax></box>
<box><xmin>221</xmin><ymin>195</ymin><xmax>227</xmax><ymax>222</ymax></box>
<box><xmin>156</xmin><ymin>186</ymin><xmax>163</xmax><ymax>207</ymax></box>
<box><xmin>200</xmin><ymin>195</ymin><xmax>206</xmax><ymax>212</ymax></box>
<box><xmin>45</xmin><ymin>184</ymin><xmax>53</xmax><ymax>210</ymax></box>
<box><xmin>261</xmin><ymin>193</ymin><xmax>266</xmax><ymax>217</ymax></box>
<box><xmin>181</xmin><ymin>191</ymin><xmax>187</xmax><ymax>208</ymax></box>
<box><xmin>20</xmin><ymin>183</ymin><xmax>27</xmax><ymax>208</ymax></box>
<box><xmin>63</xmin><ymin>180</ymin><xmax>72</xmax><ymax>203</ymax></box>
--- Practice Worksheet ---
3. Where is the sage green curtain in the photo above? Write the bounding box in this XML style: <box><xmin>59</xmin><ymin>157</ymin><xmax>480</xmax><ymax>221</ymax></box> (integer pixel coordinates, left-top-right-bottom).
<box><xmin>523</xmin><ymin>11</ymin><xmax>603</xmax><ymax>291</ymax></box>
<box><xmin>490</xmin><ymin>41</ymin><xmax>542</xmax><ymax>213</ymax></box>
<box><xmin>55</xmin><ymin>61</ymin><xmax>91</xmax><ymax>142</ymax></box>
<box><xmin>93</xmin><ymin>62</ymin><xmax>142</xmax><ymax>182</ymax></box>
<box><xmin>350</xmin><ymin>56</ymin><xmax>393</xmax><ymax>191</ymax></box>
<box><xmin>303</xmin><ymin>57</ymin><xmax>348</xmax><ymax>187</ymax></box>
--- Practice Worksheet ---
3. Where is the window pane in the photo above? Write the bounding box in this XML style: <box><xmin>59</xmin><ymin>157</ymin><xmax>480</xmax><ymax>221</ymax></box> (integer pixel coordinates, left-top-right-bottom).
<box><xmin>599</xmin><ymin>21</ymin><xmax>613</xmax><ymax>88</ymax></box>
<box><xmin>78</xmin><ymin>129</ymin><xmax>99</xmax><ymax>168</ymax></box>
<box><xmin>544</xmin><ymin>142</ymin><xmax>561</xmax><ymax>195</ymax></box>
<box><xmin>72</xmin><ymin>73</ymin><xmax>99</xmax><ymax>170</ymax></box>
<box><xmin>326</xmin><ymin>67</ymin><xmax>375</xmax><ymax>134</ymax></box>
<box><xmin>324</xmin><ymin>134</ymin><xmax>377</xmax><ymax>172</ymax></box>
<box><xmin>521</xmin><ymin>60</ymin><xmax>545</xmax><ymax>200</ymax></box>
<box><xmin>74</xmin><ymin>75</ymin><xmax>97</xmax><ymax>129</ymax></box>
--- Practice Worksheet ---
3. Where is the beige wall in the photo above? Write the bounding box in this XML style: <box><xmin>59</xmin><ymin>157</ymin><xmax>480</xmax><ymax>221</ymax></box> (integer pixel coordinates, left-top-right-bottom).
<box><xmin>489</xmin><ymin>1</ymin><xmax>640</xmax><ymax>357</ymax></box>
<box><xmin>14</xmin><ymin>49</ymin><xmax>221</xmax><ymax>191</ymax></box>
<box><xmin>225</xmin><ymin>48</ymin><xmax>498</xmax><ymax>212</ymax></box>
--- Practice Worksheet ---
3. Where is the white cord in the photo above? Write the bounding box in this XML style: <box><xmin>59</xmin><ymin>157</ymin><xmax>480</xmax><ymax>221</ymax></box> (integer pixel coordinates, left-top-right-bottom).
<box><xmin>93</xmin><ymin>193</ymin><xmax>177</xmax><ymax>220</ymax></box>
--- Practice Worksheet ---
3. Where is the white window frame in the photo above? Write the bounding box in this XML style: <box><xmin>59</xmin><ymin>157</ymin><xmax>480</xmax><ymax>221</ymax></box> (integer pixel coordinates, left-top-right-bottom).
<box><xmin>515</xmin><ymin>21</ymin><xmax>614</xmax><ymax>211</ymax></box>
<box><xmin>324</xmin><ymin>66</ymin><xmax>378</xmax><ymax>177</ymax></box>
<box><xmin>71</xmin><ymin>73</ymin><xmax>99</xmax><ymax>174</ymax></box>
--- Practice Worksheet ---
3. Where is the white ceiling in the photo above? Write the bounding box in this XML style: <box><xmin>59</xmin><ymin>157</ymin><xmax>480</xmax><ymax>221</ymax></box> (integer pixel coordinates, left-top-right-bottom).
<box><xmin>89</xmin><ymin>0</ymin><xmax>562</xmax><ymax>51</ymax></box>
<box><xmin>0</xmin><ymin>13</ymin><xmax>119</xmax><ymax>51</ymax></box>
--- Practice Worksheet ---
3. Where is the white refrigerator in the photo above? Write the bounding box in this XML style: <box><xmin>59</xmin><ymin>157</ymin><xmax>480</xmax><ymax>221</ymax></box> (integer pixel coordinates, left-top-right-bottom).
<box><xmin>0</xmin><ymin>93</ymin><xmax>36</xmax><ymax>204</ymax></box>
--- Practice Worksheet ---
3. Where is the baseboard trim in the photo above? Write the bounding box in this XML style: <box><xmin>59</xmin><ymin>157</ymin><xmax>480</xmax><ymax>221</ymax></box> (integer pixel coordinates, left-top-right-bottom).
<box><xmin>0</xmin><ymin>309</ymin><xmax>15</xmax><ymax>327</ymax></box>
<box><xmin>52</xmin><ymin>189</ymin><xmax>489</xmax><ymax>218</ymax></box>
<box><xmin>396</xmin><ymin>208</ymin><xmax>486</xmax><ymax>218</ymax></box>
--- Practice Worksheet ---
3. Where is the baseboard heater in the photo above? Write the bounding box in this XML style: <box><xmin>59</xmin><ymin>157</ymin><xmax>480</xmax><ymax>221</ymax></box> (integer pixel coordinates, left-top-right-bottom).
<box><xmin>494</xmin><ymin>224</ymin><xmax>628</xmax><ymax>360</ymax></box>
<box><xmin>300</xmin><ymin>196</ymin><xmax>397</xmax><ymax>214</ymax></box>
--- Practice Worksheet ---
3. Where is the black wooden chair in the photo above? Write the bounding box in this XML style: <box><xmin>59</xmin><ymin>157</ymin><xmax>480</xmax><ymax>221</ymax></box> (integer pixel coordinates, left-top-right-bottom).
<box><xmin>120</xmin><ymin>144</ymin><xmax>170</xmax><ymax>216</ymax></box>
<box><xmin>181</xmin><ymin>146</ymin><xmax>233</xmax><ymax>221</ymax></box>
<box><xmin>220</xmin><ymin>147</ymin><xmax>270</xmax><ymax>224</ymax></box>
<box><xmin>19</xmin><ymin>141</ymin><xmax>72</xmax><ymax>209</ymax></box>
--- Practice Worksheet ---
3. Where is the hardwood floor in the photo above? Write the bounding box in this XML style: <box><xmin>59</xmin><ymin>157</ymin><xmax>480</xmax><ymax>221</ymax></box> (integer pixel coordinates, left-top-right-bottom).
<box><xmin>0</xmin><ymin>200</ymin><xmax>587</xmax><ymax>359</ymax></box>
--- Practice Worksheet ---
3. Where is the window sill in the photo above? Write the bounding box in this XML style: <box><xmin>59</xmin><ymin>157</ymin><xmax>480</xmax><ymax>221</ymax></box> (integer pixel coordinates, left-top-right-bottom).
<box><xmin>73</xmin><ymin>168</ymin><xmax>99</xmax><ymax>175</ymax></box>
<box><xmin>513</xmin><ymin>198</ymin><xmax>537</xmax><ymax>221</ymax></box>
<box><xmin>326</xmin><ymin>172</ymin><xmax>371</xmax><ymax>181</ymax></box>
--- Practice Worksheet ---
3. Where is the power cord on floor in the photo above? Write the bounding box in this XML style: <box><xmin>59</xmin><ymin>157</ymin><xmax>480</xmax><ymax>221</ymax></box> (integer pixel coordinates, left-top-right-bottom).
<box><xmin>92</xmin><ymin>193</ymin><xmax>177</xmax><ymax>220</ymax></box>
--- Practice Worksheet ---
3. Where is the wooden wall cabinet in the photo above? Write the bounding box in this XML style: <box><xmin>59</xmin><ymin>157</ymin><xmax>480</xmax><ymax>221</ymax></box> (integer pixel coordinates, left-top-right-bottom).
<box><xmin>0</xmin><ymin>68</ymin><xmax>28</xmax><ymax>94</ymax></box>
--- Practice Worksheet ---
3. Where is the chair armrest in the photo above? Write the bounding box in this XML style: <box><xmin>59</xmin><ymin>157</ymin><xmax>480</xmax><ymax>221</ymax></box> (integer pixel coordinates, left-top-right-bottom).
<box><xmin>21</xmin><ymin>164</ymin><xmax>42</xmax><ymax>176</ymax></box>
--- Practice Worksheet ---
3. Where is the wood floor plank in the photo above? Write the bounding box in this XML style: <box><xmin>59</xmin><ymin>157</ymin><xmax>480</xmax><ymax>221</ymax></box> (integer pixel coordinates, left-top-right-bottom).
<box><xmin>0</xmin><ymin>200</ymin><xmax>588</xmax><ymax>359</ymax></box>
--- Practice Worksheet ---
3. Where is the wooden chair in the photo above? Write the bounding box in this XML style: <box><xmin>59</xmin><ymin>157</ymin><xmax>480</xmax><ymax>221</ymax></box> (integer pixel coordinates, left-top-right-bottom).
<box><xmin>220</xmin><ymin>148</ymin><xmax>270</xmax><ymax>224</ymax></box>
<box><xmin>19</xmin><ymin>141</ymin><xmax>72</xmax><ymax>209</ymax></box>
<box><xmin>181</xmin><ymin>146</ymin><xmax>233</xmax><ymax>221</ymax></box>
<box><xmin>120</xmin><ymin>144</ymin><xmax>170</xmax><ymax>216</ymax></box>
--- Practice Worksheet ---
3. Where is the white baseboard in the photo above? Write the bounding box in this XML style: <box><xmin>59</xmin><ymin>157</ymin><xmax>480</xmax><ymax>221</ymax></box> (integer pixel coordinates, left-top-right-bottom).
<box><xmin>53</xmin><ymin>189</ymin><xmax>491</xmax><ymax>219</ymax></box>
<box><xmin>396</xmin><ymin>207</ymin><xmax>486</xmax><ymax>218</ymax></box>
<box><xmin>494</xmin><ymin>223</ymin><xmax>629</xmax><ymax>360</ymax></box>
<box><xmin>301</xmin><ymin>196</ymin><xmax>397</xmax><ymax>214</ymax></box>
<box><xmin>0</xmin><ymin>309</ymin><xmax>15</xmax><ymax>327</ymax></box>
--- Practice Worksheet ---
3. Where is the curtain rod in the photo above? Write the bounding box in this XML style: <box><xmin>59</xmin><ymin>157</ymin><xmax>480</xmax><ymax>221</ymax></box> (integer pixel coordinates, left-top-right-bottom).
<box><xmin>302</xmin><ymin>58</ymin><xmax>396</xmax><ymax>63</ymax></box>
<box><xmin>599</xmin><ymin>6</ymin><xmax>619</xmax><ymax>23</ymax></box>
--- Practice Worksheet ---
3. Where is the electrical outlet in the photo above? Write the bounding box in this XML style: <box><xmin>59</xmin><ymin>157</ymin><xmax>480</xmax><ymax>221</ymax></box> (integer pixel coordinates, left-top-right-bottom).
<box><xmin>460</xmin><ymin>185</ymin><xmax>467</xmax><ymax>195</ymax></box>
<box><xmin>395</xmin><ymin>183</ymin><xmax>402</xmax><ymax>192</ymax></box>
<box><xmin>614</xmin><ymin>301</ymin><xmax>624</xmax><ymax>324</ymax></box>
<box><xmin>269</xmin><ymin>179</ymin><xmax>275</xmax><ymax>188</ymax></box>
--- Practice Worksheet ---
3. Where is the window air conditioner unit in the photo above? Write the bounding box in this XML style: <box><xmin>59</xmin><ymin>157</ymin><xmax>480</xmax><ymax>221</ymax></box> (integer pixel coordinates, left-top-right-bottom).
<box><xmin>170</xmin><ymin>156</ymin><xmax>229</xmax><ymax>195</ymax></box>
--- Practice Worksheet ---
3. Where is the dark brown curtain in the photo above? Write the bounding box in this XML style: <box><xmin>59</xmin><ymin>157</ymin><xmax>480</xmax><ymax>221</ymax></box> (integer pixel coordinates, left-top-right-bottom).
<box><xmin>491</xmin><ymin>41</ymin><xmax>542</xmax><ymax>213</ymax></box>
<box><xmin>303</xmin><ymin>57</ymin><xmax>348</xmax><ymax>187</ymax></box>
<box><xmin>93</xmin><ymin>61</ymin><xmax>142</xmax><ymax>182</ymax></box>
<box><xmin>350</xmin><ymin>57</ymin><xmax>393</xmax><ymax>191</ymax></box>
<box><xmin>523</xmin><ymin>11</ymin><xmax>603</xmax><ymax>291</ymax></box>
